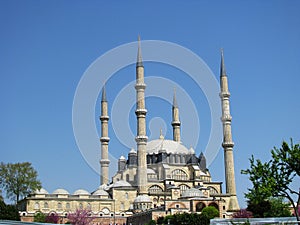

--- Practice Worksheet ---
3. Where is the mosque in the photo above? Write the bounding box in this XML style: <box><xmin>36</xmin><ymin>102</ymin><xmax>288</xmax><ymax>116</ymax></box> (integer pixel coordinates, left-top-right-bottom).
<box><xmin>18</xmin><ymin>39</ymin><xmax>240</xmax><ymax>224</ymax></box>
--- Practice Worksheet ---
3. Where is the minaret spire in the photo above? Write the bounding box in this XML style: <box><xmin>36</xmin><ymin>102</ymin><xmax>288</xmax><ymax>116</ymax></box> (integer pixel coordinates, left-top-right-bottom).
<box><xmin>172</xmin><ymin>88</ymin><xmax>181</xmax><ymax>142</ymax></box>
<box><xmin>100</xmin><ymin>85</ymin><xmax>110</xmax><ymax>185</ymax></box>
<box><xmin>136</xmin><ymin>35</ymin><xmax>143</xmax><ymax>67</ymax></box>
<box><xmin>219</xmin><ymin>49</ymin><xmax>240</xmax><ymax>211</ymax></box>
<box><xmin>220</xmin><ymin>48</ymin><xmax>226</xmax><ymax>77</ymax></box>
<box><xmin>135</xmin><ymin>36</ymin><xmax>148</xmax><ymax>196</ymax></box>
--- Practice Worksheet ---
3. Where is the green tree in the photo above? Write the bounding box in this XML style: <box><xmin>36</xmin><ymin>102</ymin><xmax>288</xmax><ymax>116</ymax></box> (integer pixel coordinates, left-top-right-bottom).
<box><xmin>0</xmin><ymin>199</ymin><xmax>20</xmax><ymax>221</ymax></box>
<box><xmin>201</xmin><ymin>206</ymin><xmax>219</xmax><ymax>219</ymax></box>
<box><xmin>242</xmin><ymin>140</ymin><xmax>300</xmax><ymax>220</ymax></box>
<box><xmin>34</xmin><ymin>212</ymin><xmax>46</xmax><ymax>223</ymax></box>
<box><xmin>0</xmin><ymin>162</ymin><xmax>42</xmax><ymax>202</ymax></box>
<box><xmin>247</xmin><ymin>197</ymin><xmax>291</xmax><ymax>218</ymax></box>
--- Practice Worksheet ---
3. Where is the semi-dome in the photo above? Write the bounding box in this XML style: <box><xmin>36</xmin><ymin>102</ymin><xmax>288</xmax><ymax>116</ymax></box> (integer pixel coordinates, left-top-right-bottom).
<box><xmin>110</xmin><ymin>180</ymin><xmax>132</xmax><ymax>188</ymax></box>
<box><xmin>147</xmin><ymin>168</ymin><xmax>156</xmax><ymax>174</ymax></box>
<box><xmin>52</xmin><ymin>188</ymin><xmax>69</xmax><ymax>195</ymax></box>
<box><xmin>147</xmin><ymin>139</ymin><xmax>189</xmax><ymax>154</ymax></box>
<box><xmin>181</xmin><ymin>188</ymin><xmax>205</xmax><ymax>198</ymax></box>
<box><xmin>34</xmin><ymin>188</ymin><xmax>48</xmax><ymax>194</ymax></box>
<box><xmin>92</xmin><ymin>189</ymin><xmax>109</xmax><ymax>196</ymax></box>
<box><xmin>73</xmin><ymin>189</ymin><xmax>90</xmax><ymax>195</ymax></box>
<box><xmin>134</xmin><ymin>194</ymin><xmax>152</xmax><ymax>203</ymax></box>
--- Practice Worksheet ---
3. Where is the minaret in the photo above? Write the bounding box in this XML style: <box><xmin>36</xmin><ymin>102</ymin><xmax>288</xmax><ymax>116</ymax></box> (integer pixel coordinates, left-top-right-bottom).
<box><xmin>100</xmin><ymin>85</ymin><xmax>110</xmax><ymax>185</ymax></box>
<box><xmin>135</xmin><ymin>36</ymin><xmax>148</xmax><ymax>195</ymax></box>
<box><xmin>219</xmin><ymin>49</ymin><xmax>240</xmax><ymax>211</ymax></box>
<box><xmin>172</xmin><ymin>89</ymin><xmax>181</xmax><ymax>142</ymax></box>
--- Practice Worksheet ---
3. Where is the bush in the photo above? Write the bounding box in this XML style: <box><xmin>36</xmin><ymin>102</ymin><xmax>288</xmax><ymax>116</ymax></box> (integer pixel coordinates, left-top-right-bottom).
<box><xmin>0</xmin><ymin>200</ymin><xmax>20</xmax><ymax>221</ymax></box>
<box><xmin>34</xmin><ymin>212</ymin><xmax>46</xmax><ymax>223</ymax></box>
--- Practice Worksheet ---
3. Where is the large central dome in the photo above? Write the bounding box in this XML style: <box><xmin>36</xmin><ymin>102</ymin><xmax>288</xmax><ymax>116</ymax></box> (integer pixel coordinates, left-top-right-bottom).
<box><xmin>147</xmin><ymin>139</ymin><xmax>189</xmax><ymax>154</ymax></box>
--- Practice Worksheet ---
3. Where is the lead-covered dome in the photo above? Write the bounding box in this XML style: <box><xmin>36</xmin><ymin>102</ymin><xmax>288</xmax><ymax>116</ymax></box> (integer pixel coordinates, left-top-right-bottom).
<box><xmin>110</xmin><ymin>180</ymin><xmax>132</xmax><ymax>188</ymax></box>
<box><xmin>134</xmin><ymin>194</ymin><xmax>152</xmax><ymax>203</ymax></box>
<box><xmin>92</xmin><ymin>189</ymin><xmax>109</xmax><ymax>196</ymax></box>
<box><xmin>181</xmin><ymin>188</ymin><xmax>205</xmax><ymax>198</ymax></box>
<box><xmin>147</xmin><ymin>139</ymin><xmax>189</xmax><ymax>154</ymax></box>
<box><xmin>34</xmin><ymin>188</ymin><xmax>48</xmax><ymax>194</ymax></box>
<box><xmin>52</xmin><ymin>188</ymin><xmax>69</xmax><ymax>195</ymax></box>
<box><xmin>73</xmin><ymin>189</ymin><xmax>90</xmax><ymax>195</ymax></box>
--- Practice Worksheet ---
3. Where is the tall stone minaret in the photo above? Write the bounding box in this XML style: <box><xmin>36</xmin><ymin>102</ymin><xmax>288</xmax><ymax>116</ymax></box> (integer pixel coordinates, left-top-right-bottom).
<box><xmin>100</xmin><ymin>85</ymin><xmax>110</xmax><ymax>185</ymax></box>
<box><xmin>135</xmin><ymin>36</ymin><xmax>148</xmax><ymax>195</ymax></box>
<box><xmin>219</xmin><ymin>49</ymin><xmax>240</xmax><ymax>211</ymax></box>
<box><xmin>172</xmin><ymin>89</ymin><xmax>181</xmax><ymax>142</ymax></box>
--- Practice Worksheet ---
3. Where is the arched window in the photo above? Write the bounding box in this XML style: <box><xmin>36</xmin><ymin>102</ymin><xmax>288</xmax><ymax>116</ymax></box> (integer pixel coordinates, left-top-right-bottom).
<box><xmin>44</xmin><ymin>202</ymin><xmax>49</xmax><ymax>208</ymax></box>
<box><xmin>120</xmin><ymin>202</ymin><xmax>124</xmax><ymax>210</ymax></box>
<box><xmin>209</xmin><ymin>202</ymin><xmax>219</xmax><ymax>210</ymax></box>
<box><xmin>196</xmin><ymin>202</ymin><xmax>206</xmax><ymax>212</ymax></box>
<box><xmin>171</xmin><ymin>169</ymin><xmax>188</xmax><ymax>180</ymax></box>
<box><xmin>79</xmin><ymin>203</ymin><xmax>83</xmax><ymax>209</ymax></box>
<box><xmin>57</xmin><ymin>202</ymin><xmax>62</xmax><ymax>209</ymax></box>
<box><xmin>87</xmin><ymin>203</ymin><xmax>91</xmax><ymax>210</ymax></box>
<box><xmin>179</xmin><ymin>184</ymin><xmax>190</xmax><ymax>195</ymax></box>
<box><xmin>208</xmin><ymin>186</ymin><xmax>218</xmax><ymax>194</ymax></box>
<box><xmin>125</xmin><ymin>192</ymin><xmax>129</xmax><ymax>199</ymax></box>
<box><xmin>66</xmin><ymin>203</ymin><xmax>70</xmax><ymax>209</ymax></box>
<box><xmin>34</xmin><ymin>202</ymin><xmax>39</xmax><ymax>210</ymax></box>
<box><xmin>148</xmin><ymin>185</ymin><xmax>163</xmax><ymax>194</ymax></box>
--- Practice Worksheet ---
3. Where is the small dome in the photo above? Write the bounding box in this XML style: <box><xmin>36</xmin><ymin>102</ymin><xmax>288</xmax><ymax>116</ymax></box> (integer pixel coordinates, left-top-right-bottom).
<box><xmin>92</xmin><ymin>189</ymin><xmax>109</xmax><ymax>196</ymax></box>
<box><xmin>119</xmin><ymin>155</ymin><xmax>126</xmax><ymax>160</ymax></box>
<box><xmin>147</xmin><ymin>168</ymin><xmax>156</xmax><ymax>174</ymax></box>
<box><xmin>73</xmin><ymin>189</ymin><xmax>90</xmax><ymax>195</ymax></box>
<box><xmin>111</xmin><ymin>180</ymin><xmax>132</xmax><ymax>188</ymax></box>
<box><xmin>189</xmin><ymin>147</ymin><xmax>195</xmax><ymax>154</ymax></box>
<box><xmin>181</xmin><ymin>188</ymin><xmax>205</xmax><ymax>198</ymax></box>
<box><xmin>129</xmin><ymin>148</ymin><xmax>137</xmax><ymax>154</ymax></box>
<box><xmin>97</xmin><ymin>184</ymin><xmax>109</xmax><ymax>190</ymax></box>
<box><xmin>134</xmin><ymin>195</ymin><xmax>152</xmax><ymax>203</ymax></box>
<box><xmin>53</xmin><ymin>188</ymin><xmax>69</xmax><ymax>195</ymax></box>
<box><xmin>34</xmin><ymin>188</ymin><xmax>48</xmax><ymax>194</ymax></box>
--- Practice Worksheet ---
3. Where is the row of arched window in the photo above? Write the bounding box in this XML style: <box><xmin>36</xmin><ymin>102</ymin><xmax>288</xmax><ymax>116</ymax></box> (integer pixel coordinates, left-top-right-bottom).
<box><xmin>34</xmin><ymin>202</ymin><xmax>91</xmax><ymax>210</ymax></box>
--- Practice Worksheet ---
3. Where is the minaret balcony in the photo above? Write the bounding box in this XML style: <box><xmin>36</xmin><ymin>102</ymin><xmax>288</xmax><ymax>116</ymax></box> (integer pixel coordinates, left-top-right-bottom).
<box><xmin>135</xmin><ymin>135</ymin><xmax>148</xmax><ymax>143</ymax></box>
<box><xmin>99</xmin><ymin>115</ymin><xmax>110</xmax><ymax>121</ymax></box>
<box><xmin>219</xmin><ymin>91</ymin><xmax>231</xmax><ymax>98</ymax></box>
<box><xmin>100</xmin><ymin>159</ymin><xmax>110</xmax><ymax>165</ymax></box>
<box><xmin>222</xmin><ymin>141</ymin><xmax>234</xmax><ymax>148</ymax></box>
<box><xmin>172</xmin><ymin>120</ymin><xmax>181</xmax><ymax>126</ymax></box>
<box><xmin>100</xmin><ymin>137</ymin><xmax>110</xmax><ymax>142</ymax></box>
<box><xmin>135</xmin><ymin>109</ymin><xmax>147</xmax><ymax>115</ymax></box>
<box><xmin>221</xmin><ymin>115</ymin><xmax>232</xmax><ymax>122</ymax></box>
<box><xmin>135</xmin><ymin>83</ymin><xmax>146</xmax><ymax>90</ymax></box>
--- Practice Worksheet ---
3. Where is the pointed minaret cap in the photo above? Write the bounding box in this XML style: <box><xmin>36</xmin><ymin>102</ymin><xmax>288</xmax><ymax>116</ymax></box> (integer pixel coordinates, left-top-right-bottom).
<box><xmin>101</xmin><ymin>84</ymin><xmax>107</xmax><ymax>102</ymax></box>
<box><xmin>173</xmin><ymin>87</ymin><xmax>178</xmax><ymax>108</ymax></box>
<box><xmin>136</xmin><ymin>35</ymin><xmax>143</xmax><ymax>67</ymax></box>
<box><xmin>220</xmin><ymin>48</ymin><xmax>226</xmax><ymax>77</ymax></box>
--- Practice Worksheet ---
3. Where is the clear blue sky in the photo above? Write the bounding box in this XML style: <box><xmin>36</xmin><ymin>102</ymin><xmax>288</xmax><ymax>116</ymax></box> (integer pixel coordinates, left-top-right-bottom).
<box><xmin>1</xmin><ymin>1</ymin><xmax>299</xmax><ymax>208</ymax></box>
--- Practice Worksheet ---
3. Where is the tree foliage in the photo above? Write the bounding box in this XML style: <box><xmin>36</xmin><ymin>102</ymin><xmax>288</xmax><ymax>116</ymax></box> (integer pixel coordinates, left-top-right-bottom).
<box><xmin>156</xmin><ymin>208</ymin><xmax>219</xmax><ymax>225</ymax></box>
<box><xmin>67</xmin><ymin>208</ymin><xmax>94</xmax><ymax>225</ymax></box>
<box><xmin>0</xmin><ymin>162</ymin><xmax>42</xmax><ymax>202</ymax></box>
<box><xmin>242</xmin><ymin>140</ymin><xmax>299</xmax><ymax>220</ymax></box>
<box><xmin>201</xmin><ymin>206</ymin><xmax>219</xmax><ymax>219</ymax></box>
<box><xmin>34</xmin><ymin>212</ymin><xmax>46</xmax><ymax>223</ymax></box>
<box><xmin>247</xmin><ymin>197</ymin><xmax>291</xmax><ymax>218</ymax></box>
<box><xmin>0</xmin><ymin>199</ymin><xmax>20</xmax><ymax>221</ymax></box>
